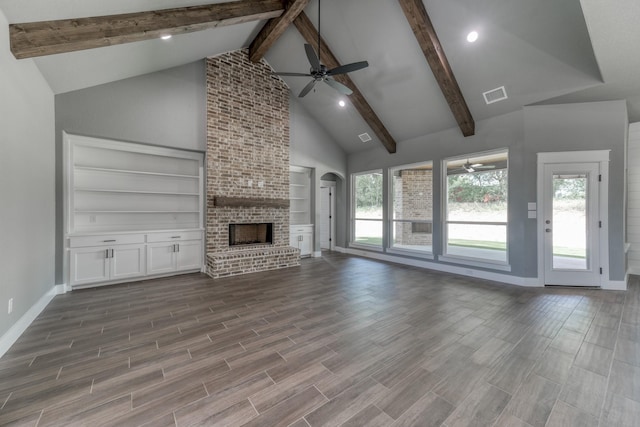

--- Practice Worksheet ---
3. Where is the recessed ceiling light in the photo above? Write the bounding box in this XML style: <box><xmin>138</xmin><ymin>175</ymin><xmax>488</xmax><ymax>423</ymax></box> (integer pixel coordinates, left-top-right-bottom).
<box><xmin>466</xmin><ymin>31</ymin><xmax>478</xmax><ymax>43</ymax></box>
<box><xmin>161</xmin><ymin>34</ymin><xmax>172</xmax><ymax>40</ymax></box>
<box><xmin>338</xmin><ymin>100</ymin><xmax>346</xmax><ymax>108</ymax></box>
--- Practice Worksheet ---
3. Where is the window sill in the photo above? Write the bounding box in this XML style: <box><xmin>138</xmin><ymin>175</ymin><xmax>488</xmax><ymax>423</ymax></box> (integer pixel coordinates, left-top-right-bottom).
<box><xmin>349</xmin><ymin>243</ymin><xmax>383</xmax><ymax>252</ymax></box>
<box><xmin>438</xmin><ymin>254</ymin><xmax>511</xmax><ymax>272</ymax></box>
<box><xmin>386</xmin><ymin>247</ymin><xmax>434</xmax><ymax>260</ymax></box>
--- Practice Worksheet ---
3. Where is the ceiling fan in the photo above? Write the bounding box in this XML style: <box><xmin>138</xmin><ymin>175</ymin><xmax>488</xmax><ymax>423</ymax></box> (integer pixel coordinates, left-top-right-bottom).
<box><xmin>272</xmin><ymin>0</ymin><xmax>369</xmax><ymax>98</ymax></box>
<box><xmin>461</xmin><ymin>160</ymin><xmax>496</xmax><ymax>173</ymax></box>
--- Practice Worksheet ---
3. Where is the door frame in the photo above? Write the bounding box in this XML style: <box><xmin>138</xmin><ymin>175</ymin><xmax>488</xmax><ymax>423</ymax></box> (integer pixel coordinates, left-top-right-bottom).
<box><xmin>536</xmin><ymin>150</ymin><xmax>610</xmax><ymax>286</ymax></box>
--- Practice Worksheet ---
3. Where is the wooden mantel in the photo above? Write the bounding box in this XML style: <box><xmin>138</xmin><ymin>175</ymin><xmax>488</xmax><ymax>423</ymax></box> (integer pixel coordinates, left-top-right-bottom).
<box><xmin>212</xmin><ymin>196</ymin><xmax>290</xmax><ymax>208</ymax></box>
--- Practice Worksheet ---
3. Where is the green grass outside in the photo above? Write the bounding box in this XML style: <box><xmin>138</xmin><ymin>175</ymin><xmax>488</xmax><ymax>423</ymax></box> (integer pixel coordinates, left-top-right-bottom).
<box><xmin>354</xmin><ymin>236</ymin><xmax>383</xmax><ymax>245</ymax></box>
<box><xmin>354</xmin><ymin>236</ymin><xmax>586</xmax><ymax>259</ymax></box>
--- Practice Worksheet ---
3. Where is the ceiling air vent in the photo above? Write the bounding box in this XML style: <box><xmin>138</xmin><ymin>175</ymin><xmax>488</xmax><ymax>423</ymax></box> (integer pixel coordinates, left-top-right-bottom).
<box><xmin>483</xmin><ymin>86</ymin><xmax>508</xmax><ymax>105</ymax></box>
<box><xmin>358</xmin><ymin>132</ymin><xmax>372</xmax><ymax>143</ymax></box>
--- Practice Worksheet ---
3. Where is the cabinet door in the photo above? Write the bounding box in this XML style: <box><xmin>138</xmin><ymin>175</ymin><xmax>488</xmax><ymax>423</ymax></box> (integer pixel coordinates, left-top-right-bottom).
<box><xmin>147</xmin><ymin>242</ymin><xmax>177</xmax><ymax>275</ymax></box>
<box><xmin>290</xmin><ymin>232</ymin><xmax>300</xmax><ymax>249</ymax></box>
<box><xmin>111</xmin><ymin>244</ymin><xmax>146</xmax><ymax>281</ymax></box>
<box><xmin>300</xmin><ymin>233</ymin><xmax>313</xmax><ymax>256</ymax></box>
<box><xmin>176</xmin><ymin>240</ymin><xmax>202</xmax><ymax>271</ymax></box>
<box><xmin>70</xmin><ymin>247</ymin><xmax>110</xmax><ymax>286</ymax></box>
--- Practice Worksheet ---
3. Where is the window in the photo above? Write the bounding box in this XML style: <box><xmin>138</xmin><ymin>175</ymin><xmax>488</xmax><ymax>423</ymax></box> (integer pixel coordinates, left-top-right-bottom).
<box><xmin>389</xmin><ymin>162</ymin><xmax>433</xmax><ymax>254</ymax></box>
<box><xmin>443</xmin><ymin>150</ymin><xmax>508</xmax><ymax>264</ymax></box>
<box><xmin>352</xmin><ymin>171</ymin><xmax>383</xmax><ymax>247</ymax></box>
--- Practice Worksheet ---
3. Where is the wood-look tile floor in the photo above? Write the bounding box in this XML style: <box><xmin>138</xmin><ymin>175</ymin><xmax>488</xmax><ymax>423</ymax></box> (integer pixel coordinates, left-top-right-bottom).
<box><xmin>1</xmin><ymin>252</ymin><xmax>640</xmax><ymax>426</ymax></box>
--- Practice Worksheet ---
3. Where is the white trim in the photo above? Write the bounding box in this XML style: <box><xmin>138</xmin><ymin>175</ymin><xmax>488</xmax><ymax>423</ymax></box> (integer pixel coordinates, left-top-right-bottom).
<box><xmin>313</xmin><ymin>251</ymin><xmax>322</xmax><ymax>257</ymax></box>
<box><xmin>438</xmin><ymin>255</ymin><xmax>511</xmax><ymax>272</ymax></box>
<box><xmin>537</xmin><ymin>150</ymin><xmax>610</xmax><ymax>164</ymax></box>
<box><xmin>343</xmin><ymin>247</ymin><xmax>540</xmax><ymax>287</ymax></box>
<box><xmin>0</xmin><ymin>286</ymin><xmax>58</xmax><ymax>358</ymax></box>
<box><xmin>386</xmin><ymin>247</ymin><xmax>435</xmax><ymax>260</ymax></box>
<box><xmin>627</xmin><ymin>266</ymin><xmax>640</xmax><ymax>276</ymax></box>
<box><xmin>602</xmin><ymin>277</ymin><xmax>628</xmax><ymax>291</ymax></box>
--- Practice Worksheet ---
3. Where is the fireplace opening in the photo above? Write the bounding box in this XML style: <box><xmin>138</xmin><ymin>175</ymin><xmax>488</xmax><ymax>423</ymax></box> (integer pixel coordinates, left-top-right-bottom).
<box><xmin>229</xmin><ymin>223</ymin><xmax>273</xmax><ymax>247</ymax></box>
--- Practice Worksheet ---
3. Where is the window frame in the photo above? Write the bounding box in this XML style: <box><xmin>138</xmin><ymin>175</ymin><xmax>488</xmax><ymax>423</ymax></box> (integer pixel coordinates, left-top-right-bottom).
<box><xmin>387</xmin><ymin>161</ymin><xmax>434</xmax><ymax>258</ymax></box>
<box><xmin>440</xmin><ymin>149</ymin><xmax>511</xmax><ymax>270</ymax></box>
<box><xmin>350</xmin><ymin>169</ymin><xmax>384</xmax><ymax>250</ymax></box>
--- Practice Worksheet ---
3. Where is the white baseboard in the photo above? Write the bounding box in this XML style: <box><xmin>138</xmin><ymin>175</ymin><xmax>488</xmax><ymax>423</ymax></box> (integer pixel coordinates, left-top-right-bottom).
<box><xmin>0</xmin><ymin>285</ymin><xmax>58</xmax><ymax>358</ymax></box>
<box><xmin>341</xmin><ymin>247</ymin><xmax>541</xmax><ymax>288</ymax></box>
<box><xmin>602</xmin><ymin>276</ymin><xmax>628</xmax><ymax>291</ymax></box>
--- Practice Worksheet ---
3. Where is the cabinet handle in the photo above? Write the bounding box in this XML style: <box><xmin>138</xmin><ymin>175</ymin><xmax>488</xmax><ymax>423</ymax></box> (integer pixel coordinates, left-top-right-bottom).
<box><xmin>171</xmin><ymin>236</ymin><xmax>181</xmax><ymax>239</ymax></box>
<box><xmin>176</xmin><ymin>244</ymin><xmax>180</xmax><ymax>252</ymax></box>
<box><xmin>105</xmin><ymin>249</ymin><xmax>110</xmax><ymax>258</ymax></box>
<box><xmin>110</xmin><ymin>249</ymin><xmax>114</xmax><ymax>258</ymax></box>
<box><xmin>103</xmin><ymin>239</ymin><xmax>116</xmax><ymax>243</ymax></box>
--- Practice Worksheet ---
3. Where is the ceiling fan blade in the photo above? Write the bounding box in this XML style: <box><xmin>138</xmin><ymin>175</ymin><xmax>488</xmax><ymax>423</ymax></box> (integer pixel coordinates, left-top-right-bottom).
<box><xmin>324</xmin><ymin>78</ymin><xmax>353</xmax><ymax>95</ymax></box>
<box><xmin>299</xmin><ymin>79</ymin><xmax>317</xmax><ymax>98</ymax></box>
<box><xmin>304</xmin><ymin>44</ymin><xmax>321</xmax><ymax>71</ymax></box>
<box><xmin>272</xmin><ymin>72</ymin><xmax>313</xmax><ymax>77</ymax></box>
<box><xmin>327</xmin><ymin>61</ymin><xmax>369</xmax><ymax>76</ymax></box>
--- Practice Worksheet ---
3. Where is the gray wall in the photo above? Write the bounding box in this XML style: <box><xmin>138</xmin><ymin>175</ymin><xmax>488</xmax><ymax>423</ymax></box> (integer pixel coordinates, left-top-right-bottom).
<box><xmin>54</xmin><ymin>60</ymin><xmax>347</xmax><ymax>282</ymax></box>
<box><xmin>348</xmin><ymin>101</ymin><xmax>628</xmax><ymax>281</ymax></box>
<box><xmin>0</xmin><ymin>10</ymin><xmax>55</xmax><ymax>339</ymax></box>
<box><xmin>524</xmin><ymin>101</ymin><xmax>628</xmax><ymax>281</ymax></box>
<box><xmin>54</xmin><ymin>61</ymin><xmax>207</xmax><ymax>284</ymax></box>
<box><xmin>290</xmin><ymin>97</ymin><xmax>348</xmax><ymax>250</ymax></box>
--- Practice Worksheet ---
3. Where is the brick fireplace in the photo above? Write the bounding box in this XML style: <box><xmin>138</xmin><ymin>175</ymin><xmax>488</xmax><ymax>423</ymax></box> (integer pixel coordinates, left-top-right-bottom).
<box><xmin>205</xmin><ymin>49</ymin><xmax>299</xmax><ymax>278</ymax></box>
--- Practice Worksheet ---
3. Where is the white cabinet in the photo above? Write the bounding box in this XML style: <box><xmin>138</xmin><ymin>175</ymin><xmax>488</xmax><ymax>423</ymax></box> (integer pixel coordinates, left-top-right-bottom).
<box><xmin>64</xmin><ymin>133</ymin><xmax>205</xmax><ymax>289</ymax></box>
<box><xmin>290</xmin><ymin>225</ymin><xmax>313</xmax><ymax>257</ymax></box>
<box><xmin>147</xmin><ymin>231</ymin><xmax>203</xmax><ymax>275</ymax></box>
<box><xmin>70</xmin><ymin>243</ymin><xmax>146</xmax><ymax>287</ymax></box>
<box><xmin>69</xmin><ymin>230</ymin><xmax>202</xmax><ymax>288</ymax></box>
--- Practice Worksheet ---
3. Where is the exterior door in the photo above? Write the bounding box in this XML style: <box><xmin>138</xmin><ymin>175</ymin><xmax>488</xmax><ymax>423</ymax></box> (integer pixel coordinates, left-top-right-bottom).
<box><xmin>542</xmin><ymin>162</ymin><xmax>600</xmax><ymax>286</ymax></box>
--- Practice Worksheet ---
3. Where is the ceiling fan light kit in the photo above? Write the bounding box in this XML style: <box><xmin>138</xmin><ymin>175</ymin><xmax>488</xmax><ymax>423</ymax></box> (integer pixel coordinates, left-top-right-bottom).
<box><xmin>272</xmin><ymin>0</ymin><xmax>369</xmax><ymax>97</ymax></box>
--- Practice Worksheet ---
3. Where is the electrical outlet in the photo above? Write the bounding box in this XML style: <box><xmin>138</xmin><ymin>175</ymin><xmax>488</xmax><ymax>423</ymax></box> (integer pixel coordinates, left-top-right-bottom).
<box><xmin>8</xmin><ymin>298</ymin><xmax>13</xmax><ymax>314</ymax></box>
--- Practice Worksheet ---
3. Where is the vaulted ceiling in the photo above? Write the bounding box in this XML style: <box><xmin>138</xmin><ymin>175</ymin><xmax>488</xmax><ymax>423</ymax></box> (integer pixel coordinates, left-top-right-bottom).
<box><xmin>1</xmin><ymin>0</ymin><xmax>638</xmax><ymax>154</ymax></box>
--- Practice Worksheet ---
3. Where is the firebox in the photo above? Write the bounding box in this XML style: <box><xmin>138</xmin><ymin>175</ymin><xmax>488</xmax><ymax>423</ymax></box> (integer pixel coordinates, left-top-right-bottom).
<box><xmin>229</xmin><ymin>223</ymin><xmax>273</xmax><ymax>247</ymax></box>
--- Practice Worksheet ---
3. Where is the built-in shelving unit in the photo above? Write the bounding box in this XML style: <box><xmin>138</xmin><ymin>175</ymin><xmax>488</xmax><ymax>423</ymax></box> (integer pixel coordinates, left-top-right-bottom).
<box><xmin>289</xmin><ymin>165</ymin><xmax>314</xmax><ymax>257</ymax></box>
<box><xmin>65</xmin><ymin>133</ymin><xmax>204</xmax><ymax>234</ymax></box>
<box><xmin>64</xmin><ymin>133</ymin><xmax>205</xmax><ymax>288</ymax></box>
<box><xmin>290</xmin><ymin>166</ymin><xmax>311</xmax><ymax>225</ymax></box>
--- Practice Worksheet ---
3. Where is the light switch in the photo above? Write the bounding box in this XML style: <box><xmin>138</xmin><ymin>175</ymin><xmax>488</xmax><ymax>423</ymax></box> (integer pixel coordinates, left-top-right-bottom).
<box><xmin>247</xmin><ymin>179</ymin><xmax>253</xmax><ymax>187</ymax></box>
<box><xmin>258</xmin><ymin>181</ymin><xmax>264</xmax><ymax>188</ymax></box>
<box><xmin>528</xmin><ymin>211</ymin><xmax>537</xmax><ymax>219</ymax></box>
<box><xmin>528</xmin><ymin>202</ymin><xmax>536</xmax><ymax>210</ymax></box>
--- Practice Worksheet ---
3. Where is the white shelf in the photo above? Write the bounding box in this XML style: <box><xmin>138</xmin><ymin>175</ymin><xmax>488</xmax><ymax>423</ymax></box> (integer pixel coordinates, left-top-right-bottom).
<box><xmin>65</xmin><ymin>133</ymin><xmax>204</xmax><ymax>234</ymax></box>
<box><xmin>290</xmin><ymin>166</ymin><xmax>311</xmax><ymax>226</ymax></box>
<box><xmin>75</xmin><ymin>188</ymin><xmax>199</xmax><ymax>196</ymax></box>
<box><xmin>74</xmin><ymin>166</ymin><xmax>199</xmax><ymax>179</ymax></box>
<box><xmin>75</xmin><ymin>210</ymin><xmax>199</xmax><ymax>214</ymax></box>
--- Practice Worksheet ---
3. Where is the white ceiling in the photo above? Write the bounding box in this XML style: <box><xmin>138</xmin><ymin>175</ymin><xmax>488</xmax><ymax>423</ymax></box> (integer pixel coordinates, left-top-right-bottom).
<box><xmin>1</xmin><ymin>0</ymin><xmax>637</xmax><ymax>154</ymax></box>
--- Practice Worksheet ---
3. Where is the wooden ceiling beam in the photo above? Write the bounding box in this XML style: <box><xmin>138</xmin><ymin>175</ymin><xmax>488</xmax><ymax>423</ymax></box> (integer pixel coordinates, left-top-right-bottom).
<box><xmin>249</xmin><ymin>0</ymin><xmax>310</xmax><ymax>63</ymax></box>
<box><xmin>293</xmin><ymin>11</ymin><xmax>397</xmax><ymax>154</ymax></box>
<box><xmin>397</xmin><ymin>0</ymin><xmax>475</xmax><ymax>137</ymax></box>
<box><xmin>10</xmin><ymin>0</ymin><xmax>285</xmax><ymax>59</ymax></box>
